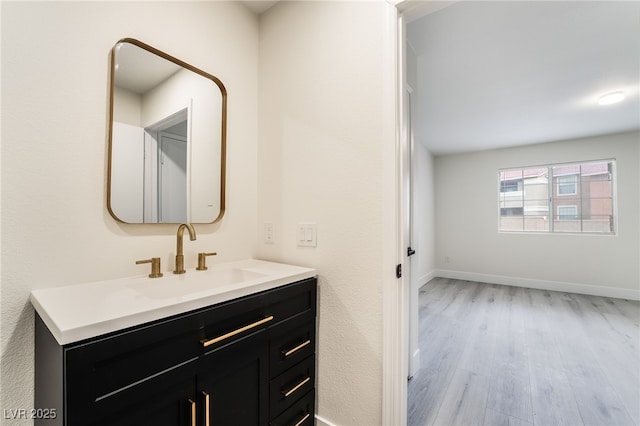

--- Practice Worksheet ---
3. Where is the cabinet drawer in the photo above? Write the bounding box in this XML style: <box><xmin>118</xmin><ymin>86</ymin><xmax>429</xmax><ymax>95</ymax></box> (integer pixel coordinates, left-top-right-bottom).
<box><xmin>269</xmin><ymin>356</ymin><xmax>315</xmax><ymax>419</ymax></box>
<box><xmin>270</xmin><ymin>390</ymin><xmax>314</xmax><ymax>426</ymax></box>
<box><xmin>269</xmin><ymin>319</ymin><xmax>316</xmax><ymax>378</ymax></box>
<box><xmin>199</xmin><ymin>278</ymin><xmax>315</xmax><ymax>352</ymax></box>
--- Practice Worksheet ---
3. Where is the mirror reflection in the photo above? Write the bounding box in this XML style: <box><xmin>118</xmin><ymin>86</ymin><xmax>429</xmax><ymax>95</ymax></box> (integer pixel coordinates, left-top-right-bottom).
<box><xmin>108</xmin><ymin>38</ymin><xmax>226</xmax><ymax>224</ymax></box>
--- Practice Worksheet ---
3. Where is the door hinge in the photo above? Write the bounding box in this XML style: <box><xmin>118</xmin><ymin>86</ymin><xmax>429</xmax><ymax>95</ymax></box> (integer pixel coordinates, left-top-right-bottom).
<box><xmin>396</xmin><ymin>264</ymin><xmax>402</xmax><ymax>278</ymax></box>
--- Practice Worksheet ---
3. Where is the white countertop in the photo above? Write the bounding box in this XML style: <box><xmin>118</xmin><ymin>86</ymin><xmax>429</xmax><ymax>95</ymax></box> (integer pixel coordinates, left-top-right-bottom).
<box><xmin>30</xmin><ymin>259</ymin><xmax>316</xmax><ymax>345</ymax></box>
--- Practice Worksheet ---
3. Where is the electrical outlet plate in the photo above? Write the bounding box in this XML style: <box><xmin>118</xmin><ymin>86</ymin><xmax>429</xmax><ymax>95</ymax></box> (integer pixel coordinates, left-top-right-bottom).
<box><xmin>264</xmin><ymin>222</ymin><xmax>274</xmax><ymax>244</ymax></box>
<box><xmin>296</xmin><ymin>223</ymin><xmax>317</xmax><ymax>247</ymax></box>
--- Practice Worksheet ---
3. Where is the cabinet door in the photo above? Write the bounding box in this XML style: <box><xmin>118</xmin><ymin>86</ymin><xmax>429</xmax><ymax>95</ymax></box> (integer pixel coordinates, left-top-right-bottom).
<box><xmin>75</xmin><ymin>360</ymin><xmax>198</xmax><ymax>426</ymax></box>
<box><xmin>198</xmin><ymin>330</ymin><xmax>269</xmax><ymax>426</ymax></box>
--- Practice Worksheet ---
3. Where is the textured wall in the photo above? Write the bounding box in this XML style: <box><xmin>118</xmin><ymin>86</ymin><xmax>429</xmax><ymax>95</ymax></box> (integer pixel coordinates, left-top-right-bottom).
<box><xmin>2</xmin><ymin>3</ymin><xmax>401</xmax><ymax>424</ymax></box>
<box><xmin>1</xmin><ymin>2</ymin><xmax>259</xmax><ymax>422</ymax></box>
<box><xmin>257</xmin><ymin>2</ymin><xmax>395</xmax><ymax>424</ymax></box>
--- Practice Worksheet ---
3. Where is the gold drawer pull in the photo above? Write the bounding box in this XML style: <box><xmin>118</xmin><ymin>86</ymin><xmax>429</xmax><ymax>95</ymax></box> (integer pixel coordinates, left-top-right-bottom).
<box><xmin>282</xmin><ymin>339</ymin><xmax>311</xmax><ymax>358</ymax></box>
<box><xmin>294</xmin><ymin>413</ymin><xmax>310</xmax><ymax>426</ymax></box>
<box><xmin>201</xmin><ymin>316</ymin><xmax>274</xmax><ymax>347</ymax></box>
<box><xmin>188</xmin><ymin>399</ymin><xmax>196</xmax><ymax>426</ymax></box>
<box><xmin>282</xmin><ymin>376</ymin><xmax>311</xmax><ymax>398</ymax></box>
<box><xmin>202</xmin><ymin>391</ymin><xmax>211</xmax><ymax>426</ymax></box>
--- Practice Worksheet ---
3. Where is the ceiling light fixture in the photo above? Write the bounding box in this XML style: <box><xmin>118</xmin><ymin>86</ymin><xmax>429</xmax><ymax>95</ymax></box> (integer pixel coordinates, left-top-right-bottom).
<box><xmin>598</xmin><ymin>91</ymin><xmax>625</xmax><ymax>106</ymax></box>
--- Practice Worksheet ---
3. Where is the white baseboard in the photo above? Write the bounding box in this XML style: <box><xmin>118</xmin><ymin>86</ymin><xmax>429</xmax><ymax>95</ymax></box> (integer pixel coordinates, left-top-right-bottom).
<box><xmin>434</xmin><ymin>269</ymin><xmax>640</xmax><ymax>301</ymax></box>
<box><xmin>417</xmin><ymin>271</ymin><xmax>435</xmax><ymax>287</ymax></box>
<box><xmin>315</xmin><ymin>414</ymin><xmax>338</xmax><ymax>426</ymax></box>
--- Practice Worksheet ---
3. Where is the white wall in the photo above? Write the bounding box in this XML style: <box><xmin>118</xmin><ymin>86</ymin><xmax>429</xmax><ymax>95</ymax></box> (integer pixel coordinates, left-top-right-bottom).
<box><xmin>1</xmin><ymin>2</ymin><xmax>259</xmax><ymax>419</ymax></box>
<box><xmin>434</xmin><ymin>131</ymin><xmax>640</xmax><ymax>299</ymax></box>
<box><xmin>113</xmin><ymin>87</ymin><xmax>142</xmax><ymax>125</ymax></box>
<box><xmin>257</xmin><ymin>2</ymin><xmax>396</xmax><ymax>424</ymax></box>
<box><xmin>111</xmin><ymin>122</ymin><xmax>145</xmax><ymax>222</ymax></box>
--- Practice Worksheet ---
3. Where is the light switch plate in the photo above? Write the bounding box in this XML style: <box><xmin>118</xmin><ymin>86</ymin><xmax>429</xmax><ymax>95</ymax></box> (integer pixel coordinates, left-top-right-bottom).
<box><xmin>296</xmin><ymin>223</ymin><xmax>317</xmax><ymax>247</ymax></box>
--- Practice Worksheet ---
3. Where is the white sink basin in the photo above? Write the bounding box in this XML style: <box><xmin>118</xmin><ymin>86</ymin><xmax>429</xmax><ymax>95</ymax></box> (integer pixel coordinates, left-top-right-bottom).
<box><xmin>130</xmin><ymin>267</ymin><xmax>269</xmax><ymax>299</ymax></box>
<box><xmin>31</xmin><ymin>259</ymin><xmax>316</xmax><ymax>345</ymax></box>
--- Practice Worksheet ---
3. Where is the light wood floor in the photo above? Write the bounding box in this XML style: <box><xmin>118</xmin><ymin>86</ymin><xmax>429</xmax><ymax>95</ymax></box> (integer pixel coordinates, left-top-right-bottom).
<box><xmin>407</xmin><ymin>278</ymin><xmax>640</xmax><ymax>426</ymax></box>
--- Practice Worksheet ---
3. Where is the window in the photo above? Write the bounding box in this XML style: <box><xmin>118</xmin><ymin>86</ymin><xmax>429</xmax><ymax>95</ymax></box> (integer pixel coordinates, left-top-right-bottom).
<box><xmin>557</xmin><ymin>175</ymin><xmax>577</xmax><ymax>195</ymax></box>
<box><xmin>500</xmin><ymin>207</ymin><xmax>523</xmax><ymax>216</ymax></box>
<box><xmin>500</xmin><ymin>180</ymin><xmax>520</xmax><ymax>193</ymax></box>
<box><xmin>557</xmin><ymin>205</ymin><xmax>578</xmax><ymax>220</ymax></box>
<box><xmin>499</xmin><ymin>160</ymin><xmax>615</xmax><ymax>234</ymax></box>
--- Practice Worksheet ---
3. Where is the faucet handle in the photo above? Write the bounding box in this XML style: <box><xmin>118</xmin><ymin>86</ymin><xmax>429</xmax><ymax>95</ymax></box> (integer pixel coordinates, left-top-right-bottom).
<box><xmin>136</xmin><ymin>257</ymin><xmax>164</xmax><ymax>278</ymax></box>
<box><xmin>196</xmin><ymin>252</ymin><xmax>217</xmax><ymax>271</ymax></box>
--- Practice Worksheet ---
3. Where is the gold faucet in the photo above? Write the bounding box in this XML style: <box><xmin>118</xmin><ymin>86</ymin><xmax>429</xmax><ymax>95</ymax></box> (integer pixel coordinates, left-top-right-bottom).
<box><xmin>196</xmin><ymin>252</ymin><xmax>217</xmax><ymax>271</ymax></box>
<box><xmin>136</xmin><ymin>257</ymin><xmax>163</xmax><ymax>278</ymax></box>
<box><xmin>174</xmin><ymin>223</ymin><xmax>196</xmax><ymax>274</ymax></box>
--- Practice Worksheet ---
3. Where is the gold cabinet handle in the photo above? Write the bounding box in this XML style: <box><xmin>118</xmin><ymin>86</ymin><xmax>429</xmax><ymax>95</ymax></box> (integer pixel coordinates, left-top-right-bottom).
<box><xmin>196</xmin><ymin>252</ymin><xmax>217</xmax><ymax>271</ymax></box>
<box><xmin>201</xmin><ymin>316</ymin><xmax>274</xmax><ymax>347</ymax></box>
<box><xmin>281</xmin><ymin>376</ymin><xmax>311</xmax><ymax>398</ymax></box>
<box><xmin>202</xmin><ymin>391</ymin><xmax>210</xmax><ymax>426</ymax></box>
<box><xmin>188</xmin><ymin>399</ymin><xmax>196</xmax><ymax>426</ymax></box>
<box><xmin>294</xmin><ymin>413</ymin><xmax>311</xmax><ymax>426</ymax></box>
<box><xmin>136</xmin><ymin>257</ymin><xmax>163</xmax><ymax>278</ymax></box>
<box><xmin>282</xmin><ymin>339</ymin><xmax>311</xmax><ymax>358</ymax></box>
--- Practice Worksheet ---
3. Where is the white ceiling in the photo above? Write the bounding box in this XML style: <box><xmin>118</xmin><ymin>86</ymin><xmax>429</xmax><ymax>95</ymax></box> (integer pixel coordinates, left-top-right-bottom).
<box><xmin>407</xmin><ymin>1</ymin><xmax>640</xmax><ymax>155</ymax></box>
<box><xmin>114</xmin><ymin>41</ymin><xmax>182</xmax><ymax>95</ymax></box>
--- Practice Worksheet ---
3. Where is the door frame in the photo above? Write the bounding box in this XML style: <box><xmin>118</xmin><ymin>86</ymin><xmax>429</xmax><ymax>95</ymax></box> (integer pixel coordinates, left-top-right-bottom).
<box><xmin>143</xmin><ymin>105</ymin><xmax>190</xmax><ymax>223</ymax></box>
<box><xmin>382</xmin><ymin>1</ymin><xmax>442</xmax><ymax>423</ymax></box>
<box><xmin>381</xmin><ymin>2</ymin><xmax>408</xmax><ymax>424</ymax></box>
<box><xmin>158</xmin><ymin>131</ymin><xmax>188</xmax><ymax>223</ymax></box>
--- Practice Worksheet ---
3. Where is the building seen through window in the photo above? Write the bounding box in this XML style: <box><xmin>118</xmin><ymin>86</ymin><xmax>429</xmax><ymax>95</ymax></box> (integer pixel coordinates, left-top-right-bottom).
<box><xmin>499</xmin><ymin>160</ymin><xmax>615</xmax><ymax>233</ymax></box>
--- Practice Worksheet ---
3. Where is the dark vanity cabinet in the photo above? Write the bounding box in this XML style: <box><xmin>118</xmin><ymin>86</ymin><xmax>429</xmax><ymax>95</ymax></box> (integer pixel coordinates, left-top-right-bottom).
<box><xmin>35</xmin><ymin>278</ymin><xmax>317</xmax><ymax>426</ymax></box>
